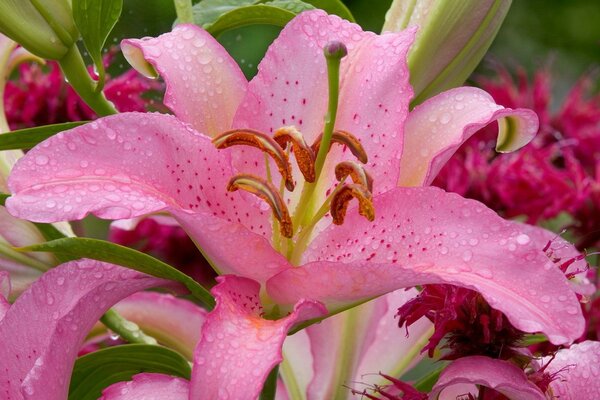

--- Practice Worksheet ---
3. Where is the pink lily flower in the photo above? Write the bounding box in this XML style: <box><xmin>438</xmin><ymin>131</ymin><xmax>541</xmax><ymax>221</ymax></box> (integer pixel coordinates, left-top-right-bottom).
<box><xmin>2</xmin><ymin>10</ymin><xmax>588</xmax><ymax>399</ymax></box>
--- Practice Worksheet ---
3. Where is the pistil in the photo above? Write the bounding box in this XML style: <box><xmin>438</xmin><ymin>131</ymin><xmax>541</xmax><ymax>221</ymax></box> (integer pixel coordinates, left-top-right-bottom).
<box><xmin>291</xmin><ymin>41</ymin><xmax>348</xmax><ymax>232</ymax></box>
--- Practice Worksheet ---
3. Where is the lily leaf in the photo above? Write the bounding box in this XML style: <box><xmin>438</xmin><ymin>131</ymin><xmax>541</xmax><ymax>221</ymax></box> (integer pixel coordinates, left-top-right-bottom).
<box><xmin>206</xmin><ymin>3</ymin><xmax>307</xmax><ymax>37</ymax></box>
<box><xmin>72</xmin><ymin>0</ymin><xmax>123</xmax><ymax>91</ymax></box>
<box><xmin>69</xmin><ymin>344</ymin><xmax>191</xmax><ymax>400</ymax></box>
<box><xmin>190</xmin><ymin>0</ymin><xmax>354</xmax><ymax>37</ymax></box>
<box><xmin>19</xmin><ymin>237</ymin><xmax>215</xmax><ymax>309</ymax></box>
<box><xmin>0</xmin><ymin>121</ymin><xmax>87</xmax><ymax>151</ymax></box>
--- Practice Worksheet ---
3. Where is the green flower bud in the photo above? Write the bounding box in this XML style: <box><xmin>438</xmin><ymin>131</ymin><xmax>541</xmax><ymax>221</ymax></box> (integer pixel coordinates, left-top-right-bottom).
<box><xmin>0</xmin><ymin>0</ymin><xmax>78</xmax><ymax>60</ymax></box>
<box><xmin>383</xmin><ymin>0</ymin><xmax>512</xmax><ymax>106</ymax></box>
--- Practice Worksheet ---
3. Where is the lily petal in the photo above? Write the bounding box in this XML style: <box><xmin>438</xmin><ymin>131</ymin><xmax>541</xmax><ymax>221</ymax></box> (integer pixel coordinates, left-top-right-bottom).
<box><xmin>0</xmin><ymin>260</ymin><xmax>169</xmax><ymax>400</ymax></box>
<box><xmin>545</xmin><ymin>340</ymin><xmax>600</xmax><ymax>399</ymax></box>
<box><xmin>296</xmin><ymin>289</ymin><xmax>432</xmax><ymax>399</ymax></box>
<box><xmin>99</xmin><ymin>373</ymin><xmax>189</xmax><ymax>400</ymax></box>
<box><xmin>234</xmin><ymin>10</ymin><xmax>414</xmax><ymax>196</ymax></box>
<box><xmin>189</xmin><ymin>275</ymin><xmax>326</xmax><ymax>400</ymax></box>
<box><xmin>430</xmin><ymin>356</ymin><xmax>546</xmax><ymax>400</ymax></box>
<box><xmin>267</xmin><ymin>187</ymin><xmax>584</xmax><ymax>344</ymax></box>
<box><xmin>0</xmin><ymin>271</ymin><xmax>9</xmax><ymax>320</ymax></box>
<box><xmin>5</xmin><ymin>112</ymin><xmax>284</xmax><ymax>281</ymax></box>
<box><xmin>353</xmin><ymin>289</ymin><xmax>433</xmax><ymax>390</ymax></box>
<box><xmin>518</xmin><ymin>223</ymin><xmax>595</xmax><ymax>296</ymax></box>
<box><xmin>399</xmin><ymin>87</ymin><xmax>539</xmax><ymax>186</ymax></box>
<box><xmin>108</xmin><ymin>292</ymin><xmax>206</xmax><ymax>360</ymax></box>
<box><xmin>122</xmin><ymin>24</ymin><xmax>247</xmax><ymax>136</ymax></box>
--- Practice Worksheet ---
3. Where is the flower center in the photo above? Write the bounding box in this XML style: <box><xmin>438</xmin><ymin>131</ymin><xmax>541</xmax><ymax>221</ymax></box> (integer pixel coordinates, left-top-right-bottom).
<box><xmin>212</xmin><ymin>41</ymin><xmax>376</xmax><ymax>263</ymax></box>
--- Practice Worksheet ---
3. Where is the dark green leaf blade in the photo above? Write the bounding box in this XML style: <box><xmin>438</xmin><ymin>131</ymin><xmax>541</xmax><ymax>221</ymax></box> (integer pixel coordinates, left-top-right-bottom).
<box><xmin>291</xmin><ymin>0</ymin><xmax>354</xmax><ymax>21</ymax></box>
<box><xmin>0</xmin><ymin>122</ymin><xmax>87</xmax><ymax>150</ymax></box>
<box><xmin>191</xmin><ymin>0</ymin><xmax>258</xmax><ymax>28</ymax></box>
<box><xmin>69</xmin><ymin>344</ymin><xmax>191</xmax><ymax>400</ymax></box>
<box><xmin>72</xmin><ymin>0</ymin><xmax>123</xmax><ymax>90</ymax></box>
<box><xmin>20</xmin><ymin>237</ymin><xmax>215</xmax><ymax>309</ymax></box>
<box><xmin>206</xmin><ymin>4</ymin><xmax>301</xmax><ymax>37</ymax></box>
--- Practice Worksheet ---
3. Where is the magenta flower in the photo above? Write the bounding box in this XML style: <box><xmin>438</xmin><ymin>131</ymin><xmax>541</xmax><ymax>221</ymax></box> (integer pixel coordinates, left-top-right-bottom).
<box><xmin>1</xmin><ymin>10</ymin><xmax>588</xmax><ymax>399</ymax></box>
<box><xmin>4</xmin><ymin>49</ymin><xmax>162</xmax><ymax>130</ymax></box>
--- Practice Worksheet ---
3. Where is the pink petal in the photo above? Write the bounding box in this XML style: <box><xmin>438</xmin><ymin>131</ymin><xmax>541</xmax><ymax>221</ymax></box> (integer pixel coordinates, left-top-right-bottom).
<box><xmin>430</xmin><ymin>356</ymin><xmax>546</xmax><ymax>400</ymax></box>
<box><xmin>518</xmin><ymin>223</ymin><xmax>595</xmax><ymax>296</ymax></box>
<box><xmin>189</xmin><ymin>275</ymin><xmax>326</xmax><ymax>400</ymax></box>
<box><xmin>545</xmin><ymin>340</ymin><xmax>600</xmax><ymax>399</ymax></box>
<box><xmin>99</xmin><ymin>373</ymin><xmax>189</xmax><ymax>400</ymax></box>
<box><xmin>111</xmin><ymin>292</ymin><xmax>207</xmax><ymax>360</ymax></box>
<box><xmin>353</xmin><ymin>289</ymin><xmax>432</xmax><ymax>388</ymax></box>
<box><xmin>234</xmin><ymin>10</ymin><xmax>414</xmax><ymax>199</ymax></box>
<box><xmin>0</xmin><ymin>260</ymin><xmax>169</xmax><ymax>400</ymax></box>
<box><xmin>122</xmin><ymin>24</ymin><xmax>247</xmax><ymax>136</ymax></box>
<box><xmin>6</xmin><ymin>112</ymin><xmax>280</xmax><ymax>281</ymax></box>
<box><xmin>0</xmin><ymin>207</ymin><xmax>56</xmax><ymax>267</ymax></box>
<box><xmin>267</xmin><ymin>186</ymin><xmax>584</xmax><ymax>344</ymax></box>
<box><xmin>399</xmin><ymin>87</ymin><xmax>539</xmax><ymax>186</ymax></box>
<box><xmin>297</xmin><ymin>290</ymin><xmax>431</xmax><ymax>399</ymax></box>
<box><xmin>171</xmin><ymin>209</ymin><xmax>289</xmax><ymax>283</ymax></box>
<box><xmin>0</xmin><ymin>271</ymin><xmax>9</xmax><ymax>321</ymax></box>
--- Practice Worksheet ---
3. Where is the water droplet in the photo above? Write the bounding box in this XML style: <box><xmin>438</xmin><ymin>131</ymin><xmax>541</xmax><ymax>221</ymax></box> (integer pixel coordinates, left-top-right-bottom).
<box><xmin>35</xmin><ymin>155</ymin><xmax>49</xmax><ymax>166</ymax></box>
<box><xmin>540</xmin><ymin>295</ymin><xmax>551</xmax><ymax>303</ymax></box>
<box><xmin>462</xmin><ymin>250</ymin><xmax>473</xmax><ymax>262</ymax></box>
<box><xmin>516</xmin><ymin>234</ymin><xmax>531</xmax><ymax>245</ymax></box>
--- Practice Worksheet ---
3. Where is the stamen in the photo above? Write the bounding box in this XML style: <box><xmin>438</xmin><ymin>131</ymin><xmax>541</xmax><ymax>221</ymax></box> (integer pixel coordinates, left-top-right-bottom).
<box><xmin>273</xmin><ymin>126</ymin><xmax>316</xmax><ymax>183</ymax></box>
<box><xmin>311</xmin><ymin>130</ymin><xmax>368</xmax><ymax>164</ymax></box>
<box><xmin>330</xmin><ymin>183</ymin><xmax>375</xmax><ymax>225</ymax></box>
<box><xmin>213</xmin><ymin>129</ymin><xmax>295</xmax><ymax>191</ymax></box>
<box><xmin>335</xmin><ymin>161</ymin><xmax>373</xmax><ymax>192</ymax></box>
<box><xmin>227</xmin><ymin>174</ymin><xmax>293</xmax><ymax>238</ymax></box>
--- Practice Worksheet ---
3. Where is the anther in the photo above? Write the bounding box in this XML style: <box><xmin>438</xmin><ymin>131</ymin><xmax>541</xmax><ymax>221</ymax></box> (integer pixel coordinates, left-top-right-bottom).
<box><xmin>227</xmin><ymin>174</ymin><xmax>293</xmax><ymax>238</ymax></box>
<box><xmin>335</xmin><ymin>161</ymin><xmax>373</xmax><ymax>192</ymax></box>
<box><xmin>274</xmin><ymin>126</ymin><xmax>316</xmax><ymax>183</ymax></box>
<box><xmin>330</xmin><ymin>183</ymin><xmax>375</xmax><ymax>225</ymax></box>
<box><xmin>213</xmin><ymin>129</ymin><xmax>295</xmax><ymax>191</ymax></box>
<box><xmin>311</xmin><ymin>130</ymin><xmax>368</xmax><ymax>164</ymax></box>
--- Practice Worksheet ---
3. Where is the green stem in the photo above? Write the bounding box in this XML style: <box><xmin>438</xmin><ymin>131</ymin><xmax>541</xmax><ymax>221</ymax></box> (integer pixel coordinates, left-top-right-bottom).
<box><xmin>100</xmin><ymin>308</ymin><xmax>158</xmax><ymax>345</ymax></box>
<box><xmin>259</xmin><ymin>365</ymin><xmax>279</xmax><ymax>400</ymax></box>
<box><xmin>58</xmin><ymin>45</ymin><xmax>117</xmax><ymax>116</ymax></box>
<box><xmin>174</xmin><ymin>0</ymin><xmax>194</xmax><ymax>24</ymax></box>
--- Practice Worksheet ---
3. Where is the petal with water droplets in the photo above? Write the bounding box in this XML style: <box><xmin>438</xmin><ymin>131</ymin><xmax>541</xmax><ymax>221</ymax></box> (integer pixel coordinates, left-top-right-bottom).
<box><xmin>399</xmin><ymin>87</ymin><xmax>539</xmax><ymax>186</ymax></box>
<box><xmin>430</xmin><ymin>356</ymin><xmax>546</xmax><ymax>400</ymax></box>
<box><xmin>189</xmin><ymin>275</ymin><xmax>326</xmax><ymax>400</ymax></box>
<box><xmin>106</xmin><ymin>292</ymin><xmax>207</xmax><ymax>360</ymax></box>
<box><xmin>0</xmin><ymin>260</ymin><xmax>169</xmax><ymax>400</ymax></box>
<box><xmin>122</xmin><ymin>24</ymin><xmax>247</xmax><ymax>136</ymax></box>
<box><xmin>267</xmin><ymin>186</ymin><xmax>584</xmax><ymax>344</ymax></box>
<box><xmin>99</xmin><ymin>373</ymin><xmax>189</xmax><ymax>400</ymax></box>
<box><xmin>545</xmin><ymin>341</ymin><xmax>600</xmax><ymax>399</ymax></box>
<box><xmin>0</xmin><ymin>271</ymin><xmax>10</xmax><ymax>321</ymax></box>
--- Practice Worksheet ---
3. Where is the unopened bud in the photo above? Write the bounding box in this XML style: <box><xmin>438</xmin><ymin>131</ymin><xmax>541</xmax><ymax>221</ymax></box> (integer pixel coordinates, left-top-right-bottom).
<box><xmin>383</xmin><ymin>0</ymin><xmax>512</xmax><ymax>107</ymax></box>
<box><xmin>0</xmin><ymin>0</ymin><xmax>78</xmax><ymax>60</ymax></box>
<box><xmin>323</xmin><ymin>41</ymin><xmax>348</xmax><ymax>60</ymax></box>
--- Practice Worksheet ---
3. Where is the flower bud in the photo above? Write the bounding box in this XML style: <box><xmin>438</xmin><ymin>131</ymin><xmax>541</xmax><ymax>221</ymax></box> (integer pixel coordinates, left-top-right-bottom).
<box><xmin>323</xmin><ymin>41</ymin><xmax>348</xmax><ymax>60</ymax></box>
<box><xmin>0</xmin><ymin>0</ymin><xmax>78</xmax><ymax>60</ymax></box>
<box><xmin>383</xmin><ymin>0</ymin><xmax>512</xmax><ymax>106</ymax></box>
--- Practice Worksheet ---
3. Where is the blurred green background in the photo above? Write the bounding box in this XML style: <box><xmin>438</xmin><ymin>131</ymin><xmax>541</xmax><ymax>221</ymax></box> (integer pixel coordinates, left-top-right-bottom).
<box><xmin>110</xmin><ymin>0</ymin><xmax>599</xmax><ymax>87</ymax></box>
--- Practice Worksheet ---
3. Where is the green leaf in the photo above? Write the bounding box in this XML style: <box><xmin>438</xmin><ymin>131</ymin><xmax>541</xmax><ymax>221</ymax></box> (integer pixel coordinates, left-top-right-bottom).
<box><xmin>191</xmin><ymin>0</ymin><xmax>258</xmax><ymax>28</ymax></box>
<box><xmin>69</xmin><ymin>344</ymin><xmax>191</xmax><ymax>400</ymax></box>
<box><xmin>72</xmin><ymin>0</ymin><xmax>123</xmax><ymax>91</ymax></box>
<box><xmin>300</xmin><ymin>0</ymin><xmax>354</xmax><ymax>21</ymax></box>
<box><xmin>20</xmin><ymin>237</ymin><xmax>215</xmax><ymax>309</ymax></box>
<box><xmin>0</xmin><ymin>121</ymin><xmax>87</xmax><ymax>151</ymax></box>
<box><xmin>0</xmin><ymin>193</ymin><xmax>8</xmax><ymax>206</ymax></box>
<box><xmin>206</xmin><ymin>3</ymin><xmax>308</xmax><ymax>37</ymax></box>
